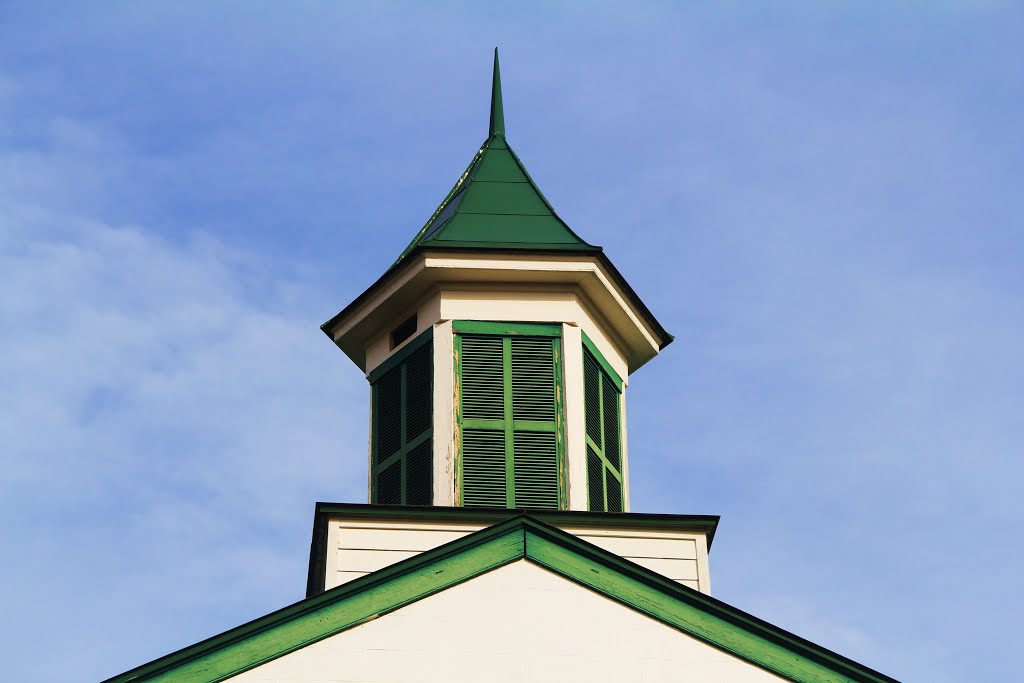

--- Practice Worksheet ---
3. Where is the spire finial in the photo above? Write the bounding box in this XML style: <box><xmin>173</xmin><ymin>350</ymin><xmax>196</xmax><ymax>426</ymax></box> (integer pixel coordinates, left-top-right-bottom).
<box><xmin>489</xmin><ymin>47</ymin><xmax>504</xmax><ymax>137</ymax></box>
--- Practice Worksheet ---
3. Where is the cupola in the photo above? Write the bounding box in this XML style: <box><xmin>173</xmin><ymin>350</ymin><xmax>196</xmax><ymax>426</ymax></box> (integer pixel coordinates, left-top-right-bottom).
<box><xmin>322</xmin><ymin>50</ymin><xmax>672</xmax><ymax>512</ymax></box>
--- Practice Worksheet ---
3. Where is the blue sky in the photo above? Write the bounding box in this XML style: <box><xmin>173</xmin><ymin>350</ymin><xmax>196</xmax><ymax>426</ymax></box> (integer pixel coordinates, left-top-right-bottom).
<box><xmin>1</xmin><ymin>3</ymin><xmax>1021</xmax><ymax>681</ymax></box>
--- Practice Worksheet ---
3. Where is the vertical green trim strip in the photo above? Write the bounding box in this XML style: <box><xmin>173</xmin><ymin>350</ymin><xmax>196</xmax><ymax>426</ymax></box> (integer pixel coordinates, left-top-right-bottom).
<box><xmin>553</xmin><ymin>336</ymin><xmax>567</xmax><ymax>510</ymax></box>
<box><xmin>502</xmin><ymin>337</ymin><xmax>515</xmax><ymax>506</ymax></box>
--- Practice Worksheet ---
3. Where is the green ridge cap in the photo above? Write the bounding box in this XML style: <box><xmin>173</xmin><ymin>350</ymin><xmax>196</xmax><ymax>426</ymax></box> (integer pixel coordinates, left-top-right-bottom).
<box><xmin>393</xmin><ymin>55</ymin><xmax>598</xmax><ymax>268</ymax></box>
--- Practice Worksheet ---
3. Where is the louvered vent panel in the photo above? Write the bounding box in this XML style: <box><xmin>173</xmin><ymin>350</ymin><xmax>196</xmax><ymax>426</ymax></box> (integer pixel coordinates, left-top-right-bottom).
<box><xmin>587</xmin><ymin>445</ymin><xmax>604</xmax><ymax>511</ymax></box>
<box><xmin>602</xmin><ymin>375</ymin><xmax>621</xmax><ymax>468</ymax></box>
<box><xmin>376</xmin><ymin>460</ymin><xmax>402</xmax><ymax>505</ymax></box>
<box><xmin>375</xmin><ymin>367</ymin><xmax>403</xmax><ymax>462</ymax></box>
<box><xmin>512</xmin><ymin>431</ymin><xmax>559</xmax><ymax>508</ymax></box>
<box><xmin>462</xmin><ymin>429</ymin><xmax>506</xmax><ymax>507</ymax></box>
<box><xmin>460</xmin><ymin>336</ymin><xmax>504</xmax><ymax>421</ymax></box>
<box><xmin>405</xmin><ymin>440</ymin><xmax>433</xmax><ymax>505</ymax></box>
<box><xmin>405</xmin><ymin>342</ymin><xmax>433</xmax><ymax>440</ymax></box>
<box><xmin>605</xmin><ymin>468</ymin><xmax>622</xmax><ymax>512</ymax></box>
<box><xmin>511</xmin><ymin>337</ymin><xmax>556</xmax><ymax>422</ymax></box>
<box><xmin>583</xmin><ymin>350</ymin><xmax>602</xmax><ymax>446</ymax></box>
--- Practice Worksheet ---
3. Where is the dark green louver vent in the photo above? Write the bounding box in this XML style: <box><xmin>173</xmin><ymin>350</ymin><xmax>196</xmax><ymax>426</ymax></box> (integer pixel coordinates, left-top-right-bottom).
<box><xmin>456</xmin><ymin>322</ymin><xmax>564</xmax><ymax>509</ymax></box>
<box><xmin>583</xmin><ymin>336</ymin><xmax>624</xmax><ymax>512</ymax></box>
<box><xmin>370</xmin><ymin>330</ymin><xmax>433</xmax><ymax>505</ymax></box>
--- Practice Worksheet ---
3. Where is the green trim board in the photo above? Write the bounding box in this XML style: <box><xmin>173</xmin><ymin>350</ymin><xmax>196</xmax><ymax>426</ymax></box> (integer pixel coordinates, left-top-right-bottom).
<box><xmin>108</xmin><ymin>515</ymin><xmax>897</xmax><ymax>683</ymax></box>
<box><xmin>103</xmin><ymin>518</ymin><xmax>528</xmax><ymax>683</ymax></box>
<box><xmin>452</xmin><ymin>319</ymin><xmax>561</xmax><ymax>337</ymax></box>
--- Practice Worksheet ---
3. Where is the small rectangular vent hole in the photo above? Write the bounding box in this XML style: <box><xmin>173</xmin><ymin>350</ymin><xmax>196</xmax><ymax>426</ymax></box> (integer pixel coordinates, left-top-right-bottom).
<box><xmin>390</xmin><ymin>314</ymin><xmax>417</xmax><ymax>350</ymax></box>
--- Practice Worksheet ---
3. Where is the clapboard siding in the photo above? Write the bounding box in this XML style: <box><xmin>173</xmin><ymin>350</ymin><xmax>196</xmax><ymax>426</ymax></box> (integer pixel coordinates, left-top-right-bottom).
<box><xmin>328</xmin><ymin>517</ymin><xmax>711</xmax><ymax>594</ymax></box>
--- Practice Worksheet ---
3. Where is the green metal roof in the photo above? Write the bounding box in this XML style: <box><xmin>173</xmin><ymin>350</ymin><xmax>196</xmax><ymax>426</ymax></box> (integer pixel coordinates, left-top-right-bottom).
<box><xmin>321</xmin><ymin>50</ymin><xmax>674</xmax><ymax>353</ymax></box>
<box><xmin>393</xmin><ymin>48</ymin><xmax>598</xmax><ymax>265</ymax></box>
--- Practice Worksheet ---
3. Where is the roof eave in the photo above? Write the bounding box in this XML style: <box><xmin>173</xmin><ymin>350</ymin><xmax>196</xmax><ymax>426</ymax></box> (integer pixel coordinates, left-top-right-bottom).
<box><xmin>321</xmin><ymin>244</ymin><xmax>674</xmax><ymax>358</ymax></box>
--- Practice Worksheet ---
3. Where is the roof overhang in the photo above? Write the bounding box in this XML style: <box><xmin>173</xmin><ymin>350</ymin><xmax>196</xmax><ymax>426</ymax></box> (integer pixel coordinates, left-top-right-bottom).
<box><xmin>322</xmin><ymin>247</ymin><xmax>674</xmax><ymax>374</ymax></box>
<box><xmin>105</xmin><ymin>512</ymin><xmax>897</xmax><ymax>683</ymax></box>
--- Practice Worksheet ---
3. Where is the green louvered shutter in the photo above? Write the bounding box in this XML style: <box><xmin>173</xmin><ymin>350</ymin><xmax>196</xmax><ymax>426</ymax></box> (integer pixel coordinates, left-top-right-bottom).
<box><xmin>584</xmin><ymin>341</ymin><xmax>624</xmax><ymax>512</ymax></box>
<box><xmin>370</xmin><ymin>333</ymin><xmax>433</xmax><ymax>505</ymax></box>
<box><xmin>456</xmin><ymin>323</ymin><xmax>564</xmax><ymax>509</ymax></box>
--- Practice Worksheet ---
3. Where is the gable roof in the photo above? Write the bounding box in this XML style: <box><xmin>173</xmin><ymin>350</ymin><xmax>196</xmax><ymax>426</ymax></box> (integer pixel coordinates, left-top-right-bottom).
<box><xmin>103</xmin><ymin>515</ymin><xmax>897</xmax><ymax>683</ymax></box>
<box><xmin>392</xmin><ymin>49</ymin><xmax>599</xmax><ymax>266</ymax></box>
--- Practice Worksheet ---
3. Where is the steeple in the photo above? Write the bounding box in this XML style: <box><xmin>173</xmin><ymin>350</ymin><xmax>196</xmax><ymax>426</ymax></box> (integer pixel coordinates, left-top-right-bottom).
<box><xmin>392</xmin><ymin>50</ymin><xmax>597</xmax><ymax>267</ymax></box>
<box><xmin>322</xmin><ymin>52</ymin><xmax>673</xmax><ymax>512</ymax></box>
<box><xmin>489</xmin><ymin>48</ymin><xmax>504</xmax><ymax>137</ymax></box>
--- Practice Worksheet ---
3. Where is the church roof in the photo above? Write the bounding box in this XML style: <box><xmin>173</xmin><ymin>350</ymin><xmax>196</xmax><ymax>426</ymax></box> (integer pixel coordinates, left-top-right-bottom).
<box><xmin>392</xmin><ymin>49</ymin><xmax>598</xmax><ymax>264</ymax></box>
<box><xmin>322</xmin><ymin>50</ymin><xmax>674</xmax><ymax>354</ymax></box>
<box><xmin>103</xmin><ymin>514</ymin><xmax>897</xmax><ymax>683</ymax></box>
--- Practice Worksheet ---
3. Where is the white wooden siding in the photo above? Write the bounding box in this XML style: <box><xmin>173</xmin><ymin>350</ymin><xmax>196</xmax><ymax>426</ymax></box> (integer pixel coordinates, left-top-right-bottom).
<box><xmin>326</xmin><ymin>516</ymin><xmax>711</xmax><ymax>594</ymax></box>
<box><xmin>236</xmin><ymin>561</ymin><xmax>779</xmax><ymax>683</ymax></box>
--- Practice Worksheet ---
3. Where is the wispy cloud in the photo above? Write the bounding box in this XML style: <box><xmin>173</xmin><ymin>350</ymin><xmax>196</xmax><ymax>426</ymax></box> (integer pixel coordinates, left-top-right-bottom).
<box><xmin>0</xmin><ymin>206</ymin><xmax>367</xmax><ymax>680</ymax></box>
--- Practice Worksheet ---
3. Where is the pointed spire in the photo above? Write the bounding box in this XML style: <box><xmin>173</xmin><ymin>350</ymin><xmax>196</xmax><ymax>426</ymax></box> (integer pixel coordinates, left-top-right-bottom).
<box><xmin>489</xmin><ymin>47</ymin><xmax>504</xmax><ymax>137</ymax></box>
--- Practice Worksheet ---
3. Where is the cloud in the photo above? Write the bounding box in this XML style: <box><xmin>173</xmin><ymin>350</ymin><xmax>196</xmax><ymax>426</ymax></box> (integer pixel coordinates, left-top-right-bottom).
<box><xmin>0</xmin><ymin>204</ymin><xmax>368</xmax><ymax>681</ymax></box>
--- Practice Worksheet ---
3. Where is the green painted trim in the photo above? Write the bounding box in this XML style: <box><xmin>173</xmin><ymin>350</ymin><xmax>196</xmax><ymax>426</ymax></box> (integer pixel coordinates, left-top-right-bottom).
<box><xmin>501</xmin><ymin>336</ymin><xmax>515</xmax><ymax>502</ymax></box>
<box><xmin>552</xmin><ymin>337</ymin><xmax>568</xmax><ymax>510</ymax></box>
<box><xmin>366</xmin><ymin>326</ymin><xmax>433</xmax><ymax>383</ymax></box>
<box><xmin>521</xmin><ymin>524</ymin><xmax>895</xmax><ymax>683</ymax></box>
<box><xmin>103</xmin><ymin>518</ymin><xmax>528</xmax><ymax>683</ymax></box>
<box><xmin>581</xmin><ymin>330</ymin><xmax>624</xmax><ymax>388</ymax></box>
<box><xmin>452</xmin><ymin>320</ymin><xmax>561</xmax><ymax>337</ymax></box>
<box><xmin>114</xmin><ymin>516</ymin><xmax>895</xmax><ymax>683</ymax></box>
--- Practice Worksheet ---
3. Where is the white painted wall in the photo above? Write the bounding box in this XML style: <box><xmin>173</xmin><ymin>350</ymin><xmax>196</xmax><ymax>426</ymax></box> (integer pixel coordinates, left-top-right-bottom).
<box><xmin>360</xmin><ymin>286</ymin><xmax>635</xmax><ymax>509</ymax></box>
<box><xmin>431</xmin><ymin>320</ymin><xmax>456</xmax><ymax>506</ymax></box>
<box><xmin>234</xmin><ymin>561</ymin><xmax>776</xmax><ymax>683</ymax></box>
<box><xmin>561</xmin><ymin>323</ymin><xmax>587</xmax><ymax>510</ymax></box>
<box><xmin>323</xmin><ymin>516</ymin><xmax>711</xmax><ymax>594</ymax></box>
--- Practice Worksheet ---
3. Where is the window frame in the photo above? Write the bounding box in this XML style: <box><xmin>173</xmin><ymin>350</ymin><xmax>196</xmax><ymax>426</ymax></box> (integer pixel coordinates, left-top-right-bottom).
<box><xmin>369</xmin><ymin>327</ymin><xmax>434</xmax><ymax>505</ymax></box>
<box><xmin>453</xmin><ymin>320</ymin><xmax>567</xmax><ymax>510</ymax></box>
<box><xmin>582</xmin><ymin>331</ymin><xmax>625</xmax><ymax>512</ymax></box>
